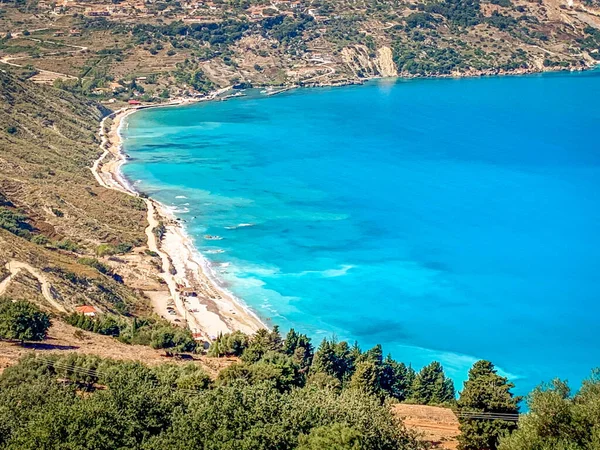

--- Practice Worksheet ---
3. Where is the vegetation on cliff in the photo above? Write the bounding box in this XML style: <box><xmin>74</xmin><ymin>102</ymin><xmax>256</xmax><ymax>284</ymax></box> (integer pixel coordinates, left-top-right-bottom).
<box><xmin>499</xmin><ymin>372</ymin><xmax>600</xmax><ymax>450</ymax></box>
<box><xmin>210</xmin><ymin>327</ymin><xmax>456</xmax><ymax>406</ymax></box>
<box><xmin>457</xmin><ymin>360</ymin><xmax>520</xmax><ymax>450</ymax></box>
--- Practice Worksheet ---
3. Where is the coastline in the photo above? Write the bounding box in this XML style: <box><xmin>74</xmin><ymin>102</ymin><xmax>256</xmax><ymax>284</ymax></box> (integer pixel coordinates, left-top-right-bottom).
<box><xmin>88</xmin><ymin>64</ymin><xmax>600</xmax><ymax>341</ymax></box>
<box><xmin>91</xmin><ymin>97</ymin><xmax>267</xmax><ymax>341</ymax></box>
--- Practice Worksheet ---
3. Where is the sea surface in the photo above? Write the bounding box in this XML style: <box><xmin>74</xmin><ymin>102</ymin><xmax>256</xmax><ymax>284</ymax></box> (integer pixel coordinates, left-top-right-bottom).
<box><xmin>122</xmin><ymin>71</ymin><xmax>600</xmax><ymax>396</ymax></box>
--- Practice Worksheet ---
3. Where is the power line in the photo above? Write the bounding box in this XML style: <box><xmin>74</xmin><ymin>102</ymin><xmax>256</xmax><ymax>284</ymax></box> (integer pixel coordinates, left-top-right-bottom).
<box><xmin>455</xmin><ymin>410</ymin><xmax>520</xmax><ymax>421</ymax></box>
<box><xmin>35</xmin><ymin>357</ymin><xmax>208</xmax><ymax>397</ymax></box>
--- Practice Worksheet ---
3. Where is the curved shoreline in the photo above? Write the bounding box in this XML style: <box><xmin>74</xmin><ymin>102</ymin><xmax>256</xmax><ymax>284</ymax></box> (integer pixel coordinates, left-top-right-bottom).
<box><xmin>91</xmin><ymin>98</ymin><xmax>267</xmax><ymax>340</ymax></box>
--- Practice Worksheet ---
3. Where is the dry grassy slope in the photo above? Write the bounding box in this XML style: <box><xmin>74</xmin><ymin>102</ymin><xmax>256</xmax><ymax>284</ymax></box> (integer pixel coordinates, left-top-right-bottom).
<box><xmin>0</xmin><ymin>71</ymin><xmax>155</xmax><ymax>315</ymax></box>
<box><xmin>0</xmin><ymin>229</ymin><xmax>153</xmax><ymax>315</ymax></box>
<box><xmin>0</xmin><ymin>320</ymin><xmax>237</xmax><ymax>377</ymax></box>
<box><xmin>393</xmin><ymin>404</ymin><xmax>460</xmax><ymax>450</ymax></box>
<box><xmin>0</xmin><ymin>71</ymin><xmax>146</xmax><ymax>248</ymax></box>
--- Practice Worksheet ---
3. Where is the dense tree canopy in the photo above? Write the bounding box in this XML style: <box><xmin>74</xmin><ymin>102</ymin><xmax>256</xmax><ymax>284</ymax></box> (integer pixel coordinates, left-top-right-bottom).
<box><xmin>0</xmin><ymin>307</ymin><xmax>598</xmax><ymax>449</ymax></box>
<box><xmin>0</xmin><ymin>354</ymin><xmax>426</xmax><ymax>450</ymax></box>
<box><xmin>211</xmin><ymin>329</ymin><xmax>453</xmax><ymax>406</ymax></box>
<box><xmin>66</xmin><ymin>312</ymin><xmax>197</xmax><ymax>351</ymax></box>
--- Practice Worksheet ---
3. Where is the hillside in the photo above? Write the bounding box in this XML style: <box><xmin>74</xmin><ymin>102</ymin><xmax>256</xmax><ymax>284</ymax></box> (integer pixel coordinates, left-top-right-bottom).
<box><xmin>393</xmin><ymin>404</ymin><xmax>460</xmax><ymax>449</ymax></box>
<box><xmin>1</xmin><ymin>9</ymin><xmax>600</xmax><ymax>446</ymax></box>
<box><xmin>0</xmin><ymin>70</ymin><xmax>164</xmax><ymax>315</ymax></box>
<box><xmin>0</xmin><ymin>320</ymin><xmax>236</xmax><ymax>377</ymax></box>
<box><xmin>1</xmin><ymin>0</ymin><xmax>600</xmax><ymax>102</ymax></box>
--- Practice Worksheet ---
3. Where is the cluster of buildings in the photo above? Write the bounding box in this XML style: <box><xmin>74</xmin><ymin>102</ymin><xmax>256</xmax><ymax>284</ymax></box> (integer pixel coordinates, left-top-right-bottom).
<box><xmin>39</xmin><ymin>0</ymin><xmax>308</xmax><ymax>21</ymax></box>
<box><xmin>245</xmin><ymin>0</ymin><xmax>304</xmax><ymax>20</ymax></box>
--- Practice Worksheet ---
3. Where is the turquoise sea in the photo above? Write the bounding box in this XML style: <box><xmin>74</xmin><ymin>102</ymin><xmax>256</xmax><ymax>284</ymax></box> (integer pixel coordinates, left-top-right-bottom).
<box><xmin>122</xmin><ymin>71</ymin><xmax>600</xmax><ymax>395</ymax></box>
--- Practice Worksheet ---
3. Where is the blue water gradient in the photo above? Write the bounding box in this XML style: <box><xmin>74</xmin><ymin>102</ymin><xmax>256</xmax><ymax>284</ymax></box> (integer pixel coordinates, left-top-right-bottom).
<box><xmin>122</xmin><ymin>71</ymin><xmax>600</xmax><ymax>395</ymax></box>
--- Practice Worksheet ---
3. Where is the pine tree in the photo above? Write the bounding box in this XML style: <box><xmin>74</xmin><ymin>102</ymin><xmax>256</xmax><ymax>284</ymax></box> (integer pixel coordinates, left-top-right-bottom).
<box><xmin>333</xmin><ymin>341</ymin><xmax>354</xmax><ymax>382</ymax></box>
<box><xmin>284</xmin><ymin>328</ymin><xmax>313</xmax><ymax>369</ymax></box>
<box><xmin>357</xmin><ymin>344</ymin><xmax>383</xmax><ymax>366</ymax></box>
<box><xmin>312</xmin><ymin>339</ymin><xmax>337</xmax><ymax>377</ymax></box>
<box><xmin>380</xmin><ymin>355</ymin><xmax>413</xmax><ymax>401</ymax></box>
<box><xmin>350</xmin><ymin>361</ymin><xmax>381</xmax><ymax>397</ymax></box>
<box><xmin>242</xmin><ymin>328</ymin><xmax>271</xmax><ymax>363</ymax></box>
<box><xmin>283</xmin><ymin>328</ymin><xmax>299</xmax><ymax>355</ymax></box>
<box><xmin>457</xmin><ymin>360</ymin><xmax>521</xmax><ymax>450</ymax></box>
<box><xmin>267</xmin><ymin>325</ymin><xmax>283</xmax><ymax>352</ymax></box>
<box><xmin>411</xmin><ymin>361</ymin><xmax>455</xmax><ymax>405</ymax></box>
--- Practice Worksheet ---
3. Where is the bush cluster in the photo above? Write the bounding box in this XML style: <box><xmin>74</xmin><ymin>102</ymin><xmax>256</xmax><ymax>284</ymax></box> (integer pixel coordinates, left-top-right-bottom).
<box><xmin>65</xmin><ymin>313</ymin><xmax>197</xmax><ymax>352</ymax></box>
<box><xmin>0</xmin><ymin>353</ymin><xmax>425</xmax><ymax>450</ymax></box>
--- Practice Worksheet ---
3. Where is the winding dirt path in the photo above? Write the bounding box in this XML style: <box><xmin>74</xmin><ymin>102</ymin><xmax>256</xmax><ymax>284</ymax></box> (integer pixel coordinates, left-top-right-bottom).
<box><xmin>0</xmin><ymin>261</ymin><xmax>66</xmax><ymax>313</ymax></box>
<box><xmin>0</xmin><ymin>36</ymin><xmax>87</xmax><ymax>83</ymax></box>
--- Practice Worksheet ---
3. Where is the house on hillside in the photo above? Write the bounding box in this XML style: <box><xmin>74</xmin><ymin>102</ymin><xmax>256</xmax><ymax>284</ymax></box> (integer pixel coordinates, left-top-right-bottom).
<box><xmin>75</xmin><ymin>305</ymin><xmax>98</xmax><ymax>317</ymax></box>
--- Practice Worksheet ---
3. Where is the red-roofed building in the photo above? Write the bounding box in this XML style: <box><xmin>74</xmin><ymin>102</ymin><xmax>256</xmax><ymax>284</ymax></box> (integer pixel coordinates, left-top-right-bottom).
<box><xmin>128</xmin><ymin>99</ymin><xmax>142</xmax><ymax>105</ymax></box>
<box><xmin>75</xmin><ymin>305</ymin><xmax>98</xmax><ymax>317</ymax></box>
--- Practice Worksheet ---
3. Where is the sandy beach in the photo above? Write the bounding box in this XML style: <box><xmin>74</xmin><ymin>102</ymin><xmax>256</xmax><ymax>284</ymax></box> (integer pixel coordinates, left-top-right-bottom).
<box><xmin>91</xmin><ymin>98</ymin><xmax>266</xmax><ymax>340</ymax></box>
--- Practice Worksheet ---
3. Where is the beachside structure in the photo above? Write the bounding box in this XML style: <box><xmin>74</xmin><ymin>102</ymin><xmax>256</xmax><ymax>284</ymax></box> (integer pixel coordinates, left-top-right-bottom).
<box><xmin>180</xmin><ymin>287</ymin><xmax>198</xmax><ymax>297</ymax></box>
<box><xmin>128</xmin><ymin>99</ymin><xmax>142</xmax><ymax>105</ymax></box>
<box><xmin>75</xmin><ymin>305</ymin><xmax>98</xmax><ymax>317</ymax></box>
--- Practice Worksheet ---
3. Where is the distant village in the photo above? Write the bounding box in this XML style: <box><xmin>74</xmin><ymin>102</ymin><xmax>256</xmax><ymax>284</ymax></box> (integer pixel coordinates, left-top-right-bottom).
<box><xmin>43</xmin><ymin>0</ymin><xmax>312</xmax><ymax>24</ymax></box>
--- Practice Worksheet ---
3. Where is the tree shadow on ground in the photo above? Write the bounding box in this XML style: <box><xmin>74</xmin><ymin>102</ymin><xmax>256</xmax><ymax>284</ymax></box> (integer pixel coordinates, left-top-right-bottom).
<box><xmin>20</xmin><ymin>342</ymin><xmax>79</xmax><ymax>350</ymax></box>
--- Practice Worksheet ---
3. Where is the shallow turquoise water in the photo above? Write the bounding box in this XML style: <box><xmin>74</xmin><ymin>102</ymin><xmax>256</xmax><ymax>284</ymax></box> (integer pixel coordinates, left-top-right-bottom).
<box><xmin>122</xmin><ymin>71</ymin><xmax>600</xmax><ymax>395</ymax></box>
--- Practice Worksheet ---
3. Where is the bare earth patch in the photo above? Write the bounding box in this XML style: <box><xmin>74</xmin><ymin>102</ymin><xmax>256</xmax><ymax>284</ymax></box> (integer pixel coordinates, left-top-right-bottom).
<box><xmin>393</xmin><ymin>404</ymin><xmax>460</xmax><ymax>449</ymax></box>
<box><xmin>0</xmin><ymin>320</ymin><xmax>235</xmax><ymax>378</ymax></box>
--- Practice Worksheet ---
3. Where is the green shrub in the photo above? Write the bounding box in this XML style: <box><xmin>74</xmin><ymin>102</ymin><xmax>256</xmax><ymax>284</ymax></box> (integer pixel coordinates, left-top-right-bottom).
<box><xmin>209</xmin><ymin>330</ymin><xmax>249</xmax><ymax>357</ymax></box>
<box><xmin>56</xmin><ymin>239</ymin><xmax>79</xmax><ymax>252</ymax></box>
<box><xmin>31</xmin><ymin>235</ymin><xmax>49</xmax><ymax>245</ymax></box>
<box><xmin>77</xmin><ymin>257</ymin><xmax>111</xmax><ymax>275</ymax></box>
<box><xmin>0</xmin><ymin>207</ymin><xmax>32</xmax><ymax>238</ymax></box>
<box><xmin>150</xmin><ymin>326</ymin><xmax>196</xmax><ymax>352</ymax></box>
<box><xmin>115</xmin><ymin>242</ymin><xmax>133</xmax><ymax>254</ymax></box>
<box><xmin>0</xmin><ymin>299</ymin><xmax>51</xmax><ymax>342</ymax></box>
<box><xmin>491</xmin><ymin>0</ymin><xmax>512</xmax><ymax>6</ymax></box>
<box><xmin>95</xmin><ymin>242</ymin><xmax>133</xmax><ymax>256</ymax></box>
<box><xmin>96</xmin><ymin>243</ymin><xmax>116</xmax><ymax>256</ymax></box>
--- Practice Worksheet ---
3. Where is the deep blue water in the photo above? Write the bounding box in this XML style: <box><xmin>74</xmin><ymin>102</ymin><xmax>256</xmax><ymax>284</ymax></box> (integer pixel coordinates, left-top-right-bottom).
<box><xmin>122</xmin><ymin>71</ymin><xmax>600</xmax><ymax>396</ymax></box>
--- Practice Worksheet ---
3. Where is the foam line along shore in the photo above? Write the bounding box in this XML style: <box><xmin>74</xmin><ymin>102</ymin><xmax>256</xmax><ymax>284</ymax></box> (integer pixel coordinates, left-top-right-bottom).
<box><xmin>91</xmin><ymin>97</ymin><xmax>267</xmax><ymax>341</ymax></box>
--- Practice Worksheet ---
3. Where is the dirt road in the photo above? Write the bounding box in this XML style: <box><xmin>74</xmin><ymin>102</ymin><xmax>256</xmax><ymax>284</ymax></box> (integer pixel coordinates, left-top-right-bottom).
<box><xmin>0</xmin><ymin>260</ymin><xmax>67</xmax><ymax>313</ymax></box>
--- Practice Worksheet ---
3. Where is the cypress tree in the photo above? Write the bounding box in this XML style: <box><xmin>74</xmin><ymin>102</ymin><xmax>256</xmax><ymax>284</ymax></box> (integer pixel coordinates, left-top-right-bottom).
<box><xmin>312</xmin><ymin>339</ymin><xmax>337</xmax><ymax>378</ymax></box>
